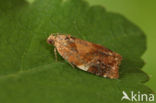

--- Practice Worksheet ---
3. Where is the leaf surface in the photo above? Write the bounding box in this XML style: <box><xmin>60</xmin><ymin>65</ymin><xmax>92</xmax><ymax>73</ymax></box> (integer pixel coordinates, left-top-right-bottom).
<box><xmin>0</xmin><ymin>0</ymin><xmax>152</xmax><ymax>103</ymax></box>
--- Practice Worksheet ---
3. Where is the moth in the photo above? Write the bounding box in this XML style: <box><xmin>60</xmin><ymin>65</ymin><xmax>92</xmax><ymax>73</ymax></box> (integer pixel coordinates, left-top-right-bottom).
<box><xmin>47</xmin><ymin>33</ymin><xmax>122</xmax><ymax>79</ymax></box>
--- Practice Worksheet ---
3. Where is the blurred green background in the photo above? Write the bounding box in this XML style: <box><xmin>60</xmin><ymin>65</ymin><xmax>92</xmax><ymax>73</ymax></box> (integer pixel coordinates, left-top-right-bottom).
<box><xmin>87</xmin><ymin>0</ymin><xmax>156</xmax><ymax>92</ymax></box>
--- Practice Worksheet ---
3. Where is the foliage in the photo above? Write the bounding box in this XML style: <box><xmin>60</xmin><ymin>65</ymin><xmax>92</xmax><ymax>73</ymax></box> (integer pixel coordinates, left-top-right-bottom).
<box><xmin>0</xmin><ymin>0</ymin><xmax>152</xmax><ymax>103</ymax></box>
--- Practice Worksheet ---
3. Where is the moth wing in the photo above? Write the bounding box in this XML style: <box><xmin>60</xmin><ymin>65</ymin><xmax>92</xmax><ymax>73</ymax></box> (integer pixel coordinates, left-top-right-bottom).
<box><xmin>73</xmin><ymin>38</ymin><xmax>122</xmax><ymax>78</ymax></box>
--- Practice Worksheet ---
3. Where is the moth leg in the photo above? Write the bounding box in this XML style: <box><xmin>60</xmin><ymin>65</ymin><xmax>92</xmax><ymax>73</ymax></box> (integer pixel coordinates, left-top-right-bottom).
<box><xmin>69</xmin><ymin>62</ymin><xmax>76</xmax><ymax>69</ymax></box>
<box><xmin>54</xmin><ymin>48</ymin><xmax>57</xmax><ymax>61</ymax></box>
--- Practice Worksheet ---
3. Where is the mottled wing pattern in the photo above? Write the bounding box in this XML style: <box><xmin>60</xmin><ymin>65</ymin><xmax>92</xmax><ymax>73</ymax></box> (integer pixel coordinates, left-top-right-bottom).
<box><xmin>74</xmin><ymin>38</ymin><xmax>122</xmax><ymax>78</ymax></box>
<box><xmin>47</xmin><ymin>34</ymin><xmax>122</xmax><ymax>79</ymax></box>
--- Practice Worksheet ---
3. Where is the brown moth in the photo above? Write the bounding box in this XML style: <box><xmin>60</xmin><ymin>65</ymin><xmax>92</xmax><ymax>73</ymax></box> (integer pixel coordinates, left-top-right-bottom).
<box><xmin>47</xmin><ymin>33</ymin><xmax>122</xmax><ymax>79</ymax></box>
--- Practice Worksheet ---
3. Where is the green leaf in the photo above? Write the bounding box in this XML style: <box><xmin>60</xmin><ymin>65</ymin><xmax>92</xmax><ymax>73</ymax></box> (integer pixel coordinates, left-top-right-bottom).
<box><xmin>0</xmin><ymin>0</ymin><xmax>152</xmax><ymax>103</ymax></box>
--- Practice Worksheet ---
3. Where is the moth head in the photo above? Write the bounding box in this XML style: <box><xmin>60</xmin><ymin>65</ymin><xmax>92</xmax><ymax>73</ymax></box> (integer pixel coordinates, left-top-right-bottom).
<box><xmin>47</xmin><ymin>34</ymin><xmax>56</xmax><ymax>45</ymax></box>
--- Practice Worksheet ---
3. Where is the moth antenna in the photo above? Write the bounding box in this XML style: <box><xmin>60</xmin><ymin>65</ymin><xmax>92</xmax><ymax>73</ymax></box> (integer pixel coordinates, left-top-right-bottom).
<box><xmin>54</xmin><ymin>48</ymin><xmax>58</xmax><ymax>61</ymax></box>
